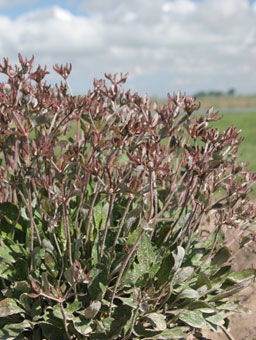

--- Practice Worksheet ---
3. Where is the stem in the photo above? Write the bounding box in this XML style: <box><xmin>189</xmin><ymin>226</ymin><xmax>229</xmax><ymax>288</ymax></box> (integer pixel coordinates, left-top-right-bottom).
<box><xmin>99</xmin><ymin>193</ymin><xmax>115</xmax><ymax>262</ymax></box>
<box><xmin>65</xmin><ymin>79</ymin><xmax>73</xmax><ymax>97</ymax></box>
<box><xmin>85</xmin><ymin>182</ymin><xmax>101</xmax><ymax>245</ymax></box>
<box><xmin>109</xmin><ymin>229</ymin><xmax>145</xmax><ymax>315</ymax></box>
<box><xmin>121</xmin><ymin>294</ymin><xmax>141</xmax><ymax>340</ymax></box>
<box><xmin>62</xmin><ymin>197</ymin><xmax>73</xmax><ymax>265</ymax></box>
<box><xmin>60</xmin><ymin>302</ymin><xmax>72</xmax><ymax>340</ymax></box>
<box><xmin>23</xmin><ymin>184</ymin><xmax>42</xmax><ymax>268</ymax></box>
<box><xmin>110</xmin><ymin>197</ymin><xmax>133</xmax><ymax>257</ymax></box>
<box><xmin>76</xmin><ymin>114</ymin><xmax>80</xmax><ymax>147</ymax></box>
<box><xmin>193</xmin><ymin>222</ymin><xmax>222</xmax><ymax>277</ymax></box>
<box><xmin>220</xmin><ymin>326</ymin><xmax>236</xmax><ymax>340</ymax></box>
<box><xmin>148</xmin><ymin>169</ymin><xmax>154</xmax><ymax>222</ymax></box>
<box><xmin>151</xmin><ymin>156</ymin><xmax>184</xmax><ymax>224</ymax></box>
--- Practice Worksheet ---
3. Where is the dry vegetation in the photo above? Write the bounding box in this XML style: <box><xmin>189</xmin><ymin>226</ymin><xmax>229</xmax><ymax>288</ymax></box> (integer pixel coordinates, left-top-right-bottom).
<box><xmin>197</xmin><ymin>95</ymin><xmax>256</xmax><ymax>110</ymax></box>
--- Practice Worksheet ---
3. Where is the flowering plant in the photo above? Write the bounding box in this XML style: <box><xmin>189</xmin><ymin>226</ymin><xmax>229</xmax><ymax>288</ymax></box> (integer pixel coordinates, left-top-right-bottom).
<box><xmin>0</xmin><ymin>55</ymin><xmax>255</xmax><ymax>339</ymax></box>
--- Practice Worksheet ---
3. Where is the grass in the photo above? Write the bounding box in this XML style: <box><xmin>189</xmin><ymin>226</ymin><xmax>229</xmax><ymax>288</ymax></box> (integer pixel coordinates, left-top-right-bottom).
<box><xmin>197</xmin><ymin>95</ymin><xmax>256</xmax><ymax>110</ymax></box>
<box><xmin>209</xmin><ymin>113</ymin><xmax>256</xmax><ymax>172</ymax></box>
<box><xmin>154</xmin><ymin>95</ymin><xmax>256</xmax><ymax>110</ymax></box>
<box><xmin>154</xmin><ymin>95</ymin><xmax>256</xmax><ymax>172</ymax></box>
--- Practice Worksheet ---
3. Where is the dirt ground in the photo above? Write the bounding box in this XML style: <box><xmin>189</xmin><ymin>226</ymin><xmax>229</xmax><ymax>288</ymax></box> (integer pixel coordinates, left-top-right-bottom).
<box><xmin>201</xmin><ymin>246</ymin><xmax>256</xmax><ymax>340</ymax></box>
<box><xmin>186</xmin><ymin>212</ymin><xmax>256</xmax><ymax>340</ymax></box>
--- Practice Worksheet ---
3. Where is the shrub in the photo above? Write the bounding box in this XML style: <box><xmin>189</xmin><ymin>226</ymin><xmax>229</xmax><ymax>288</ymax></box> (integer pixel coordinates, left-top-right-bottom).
<box><xmin>0</xmin><ymin>55</ymin><xmax>255</xmax><ymax>340</ymax></box>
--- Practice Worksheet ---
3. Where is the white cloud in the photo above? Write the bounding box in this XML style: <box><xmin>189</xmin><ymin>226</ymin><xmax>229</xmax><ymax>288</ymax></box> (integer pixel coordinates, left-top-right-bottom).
<box><xmin>0</xmin><ymin>0</ymin><xmax>256</xmax><ymax>95</ymax></box>
<box><xmin>0</xmin><ymin>0</ymin><xmax>33</xmax><ymax>9</ymax></box>
<box><xmin>162</xmin><ymin>0</ymin><xmax>196</xmax><ymax>15</ymax></box>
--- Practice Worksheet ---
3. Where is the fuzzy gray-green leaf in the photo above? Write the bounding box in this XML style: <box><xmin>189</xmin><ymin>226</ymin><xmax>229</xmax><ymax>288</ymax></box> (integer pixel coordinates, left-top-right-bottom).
<box><xmin>0</xmin><ymin>320</ymin><xmax>31</xmax><ymax>340</ymax></box>
<box><xmin>179</xmin><ymin>310</ymin><xmax>206</xmax><ymax>328</ymax></box>
<box><xmin>0</xmin><ymin>298</ymin><xmax>24</xmax><ymax>317</ymax></box>
<box><xmin>144</xmin><ymin>313</ymin><xmax>166</xmax><ymax>331</ymax></box>
<box><xmin>137</xmin><ymin>234</ymin><xmax>155</xmax><ymax>272</ymax></box>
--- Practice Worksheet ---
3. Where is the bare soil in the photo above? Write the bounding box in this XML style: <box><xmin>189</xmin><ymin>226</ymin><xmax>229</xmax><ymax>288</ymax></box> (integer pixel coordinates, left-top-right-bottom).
<box><xmin>193</xmin><ymin>216</ymin><xmax>256</xmax><ymax>340</ymax></box>
<box><xmin>202</xmin><ymin>246</ymin><xmax>256</xmax><ymax>340</ymax></box>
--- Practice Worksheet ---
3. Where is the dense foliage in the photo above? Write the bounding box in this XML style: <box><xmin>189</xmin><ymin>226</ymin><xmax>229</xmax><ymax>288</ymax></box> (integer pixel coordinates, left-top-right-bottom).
<box><xmin>0</xmin><ymin>55</ymin><xmax>255</xmax><ymax>340</ymax></box>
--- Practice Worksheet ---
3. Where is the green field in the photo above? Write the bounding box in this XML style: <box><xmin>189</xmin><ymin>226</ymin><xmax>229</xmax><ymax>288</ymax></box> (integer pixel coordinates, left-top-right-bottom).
<box><xmin>156</xmin><ymin>95</ymin><xmax>256</xmax><ymax>172</ymax></box>
<box><xmin>209</xmin><ymin>113</ymin><xmax>256</xmax><ymax>172</ymax></box>
<box><xmin>197</xmin><ymin>95</ymin><xmax>256</xmax><ymax>110</ymax></box>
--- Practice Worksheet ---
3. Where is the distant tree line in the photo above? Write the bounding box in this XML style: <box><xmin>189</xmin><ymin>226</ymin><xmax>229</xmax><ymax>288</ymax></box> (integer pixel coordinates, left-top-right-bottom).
<box><xmin>194</xmin><ymin>88</ymin><xmax>235</xmax><ymax>97</ymax></box>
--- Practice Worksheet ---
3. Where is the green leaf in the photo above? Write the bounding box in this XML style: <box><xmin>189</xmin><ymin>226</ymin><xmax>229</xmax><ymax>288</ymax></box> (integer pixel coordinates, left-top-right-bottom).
<box><xmin>116</xmin><ymin>296</ymin><xmax>138</xmax><ymax>309</ymax></box>
<box><xmin>171</xmin><ymin>246</ymin><xmax>185</xmax><ymax>272</ymax></box>
<box><xmin>211</xmin><ymin>247</ymin><xmax>231</xmax><ymax>266</ymax></box>
<box><xmin>84</xmin><ymin>300</ymin><xmax>101</xmax><ymax>319</ymax></box>
<box><xmin>128</xmin><ymin>227</ymin><xmax>141</xmax><ymax>246</ymax></box>
<box><xmin>88</xmin><ymin>264</ymin><xmax>107</xmax><ymax>300</ymax></box>
<box><xmin>144</xmin><ymin>313</ymin><xmax>166</xmax><ymax>331</ymax></box>
<box><xmin>150</xmin><ymin>327</ymin><xmax>190</xmax><ymax>339</ymax></box>
<box><xmin>32</xmin><ymin>246</ymin><xmax>41</xmax><ymax>267</ymax></box>
<box><xmin>156</xmin><ymin>246</ymin><xmax>185</xmax><ymax>288</ymax></box>
<box><xmin>211</xmin><ymin>266</ymin><xmax>231</xmax><ymax>283</ymax></box>
<box><xmin>42</xmin><ymin>238</ymin><xmax>54</xmax><ymax>252</ymax></box>
<box><xmin>11</xmin><ymin>281</ymin><xmax>31</xmax><ymax>293</ymax></box>
<box><xmin>159</xmin><ymin>126</ymin><xmax>170</xmax><ymax>139</ymax></box>
<box><xmin>19</xmin><ymin>293</ymin><xmax>31</xmax><ymax>314</ymax></box>
<box><xmin>0</xmin><ymin>245</ymin><xmax>17</xmax><ymax>264</ymax></box>
<box><xmin>0</xmin><ymin>242</ymin><xmax>26</xmax><ymax>264</ymax></box>
<box><xmin>0</xmin><ymin>298</ymin><xmax>24</xmax><ymax>317</ymax></box>
<box><xmin>206</xmin><ymin>313</ymin><xmax>225</xmax><ymax>326</ymax></box>
<box><xmin>189</xmin><ymin>301</ymin><xmax>216</xmax><ymax>314</ymax></box>
<box><xmin>74</xmin><ymin>233</ymin><xmax>84</xmax><ymax>259</ymax></box>
<box><xmin>0</xmin><ymin>202</ymin><xmax>19</xmax><ymax>221</ymax></box>
<box><xmin>52</xmin><ymin>300</ymin><xmax>82</xmax><ymax>322</ymax></box>
<box><xmin>32</xmin><ymin>112</ymin><xmax>51</xmax><ymax>127</ymax></box>
<box><xmin>173</xmin><ymin>266</ymin><xmax>194</xmax><ymax>284</ymax></box>
<box><xmin>109</xmin><ymin>305</ymin><xmax>132</xmax><ymax>338</ymax></box>
<box><xmin>227</xmin><ymin>269</ymin><xmax>255</xmax><ymax>283</ymax></box>
<box><xmin>124</xmin><ymin>205</ymin><xmax>142</xmax><ymax>236</ymax></box>
<box><xmin>0</xmin><ymin>216</ymin><xmax>13</xmax><ymax>233</ymax></box>
<box><xmin>179</xmin><ymin>310</ymin><xmax>206</xmax><ymax>328</ymax></box>
<box><xmin>40</xmin><ymin>322</ymin><xmax>67</xmax><ymax>340</ymax></box>
<box><xmin>216</xmin><ymin>302</ymin><xmax>250</xmax><ymax>314</ymax></box>
<box><xmin>101</xmin><ymin>317</ymin><xmax>114</xmax><ymax>332</ymax></box>
<box><xmin>209</xmin><ymin>277</ymin><xmax>255</xmax><ymax>302</ymax></box>
<box><xmin>121</xmin><ymin>262</ymin><xmax>146</xmax><ymax>286</ymax></box>
<box><xmin>240</xmin><ymin>235</ymin><xmax>251</xmax><ymax>246</ymax></box>
<box><xmin>72</xmin><ymin>316</ymin><xmax>93</xmax><ymax>336</ymax></box>
<box><xmin>44</xmin><ymin>252</ymin><xmax>57</xmax><ymax>277</ymax></box>
<box><xmin>196</xmin><ymin>272</ymin><xmax>212</xmax><ymax>289</ymax></box>
<box><xmin>64</xmin><ymin>266</ymin><xmax>75</xmax><ymax>288</ymax></box>
<box><xmin>137</xmin><ymin>234</ymin><xmax>155</xmax><ymax>273</ymax></box>
<box><xmin>0</xmin><ymin>320</ymin><xmax>31</xmax><ymax>340</ymax></box>
<box><xmin>178</xmin><ymin>288</ymin><xmax>199</xmax><ymax>300</ymax></box>
<box><xmin>31</xmin><ymin>300</ymin><xmax>43</xmax><ymax>321</ymax></box>
<box><xmin>15</xmin><ymin>258</ymin><xmax>29</xmax><ymax>280</ymax></box>
<box><xmin>0</xmin><ymin>261</ymin><xmax>13</xmax><ymax>279</ymax></box>
<box><xmin>156</xmin><ymin>252</ymin><xmax>174</xmax><ymax>288</ymax></box>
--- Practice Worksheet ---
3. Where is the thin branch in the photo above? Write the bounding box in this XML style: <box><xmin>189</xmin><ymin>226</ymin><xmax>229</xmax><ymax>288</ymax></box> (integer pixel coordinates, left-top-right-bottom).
<box><xmin>59</xmin><ymin>302</ymin><xmax>72</xmax><ymax>340</ymax></box>
<box><xmin>99</xmin><ymin>193</ymin><xmax>115</xmax><ymax>261</ymax></box>
<box><xmin>110</xmin><ymin>196</ymin><xmax>133</xmax><ymax>257</ymax></box>
<box><xmin>109</xmin><ymin>229</ymin><xmax>145</xmax><ymax>315</ymax></box>
<box><xmin>62</xmin><ymin>196</ymin><xmax>73</xmax><ymax>265</ymax></box>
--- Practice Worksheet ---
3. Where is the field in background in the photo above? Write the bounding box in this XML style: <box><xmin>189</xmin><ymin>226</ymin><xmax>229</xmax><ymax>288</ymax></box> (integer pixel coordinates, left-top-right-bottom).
<box><xmin>209</xmin><ymin>113</ymin><xmax>256</xmax><ymax>172</ymax></box>
<box><xmin>196</xmin><ymin>96</ymin><xmax>256</xmax><ymax>172</ymax></box>
<box><xmin>196</xmin><ymin>94</ymin><xmax>256</xmax><ymax>110</ymax></box>
<box><xmin>197</xmin><ymin>96</ymin><xmax>256</xmax><ymax>340</ymax></box>
<box><xmin>156</xmin><ymin>95</ymin><xmax>256</xmax><ymax>172</ymax></box>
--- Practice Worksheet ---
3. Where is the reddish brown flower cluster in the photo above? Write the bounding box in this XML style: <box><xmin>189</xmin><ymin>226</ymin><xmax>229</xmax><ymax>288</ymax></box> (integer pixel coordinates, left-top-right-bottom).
<box><xmin>0</xmin><ymin>55</ymin><xmax>255</xmax><ymax>260</ymax></box>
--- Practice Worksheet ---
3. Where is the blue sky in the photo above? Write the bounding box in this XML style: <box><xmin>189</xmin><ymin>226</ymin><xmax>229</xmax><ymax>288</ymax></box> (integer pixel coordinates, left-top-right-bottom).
<box><xmin>0</xmin><ymin>0</ymin><xmax>256</xmax><ymax>96</ymax></box>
